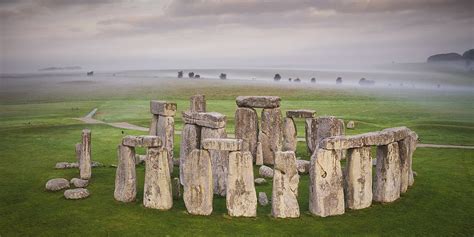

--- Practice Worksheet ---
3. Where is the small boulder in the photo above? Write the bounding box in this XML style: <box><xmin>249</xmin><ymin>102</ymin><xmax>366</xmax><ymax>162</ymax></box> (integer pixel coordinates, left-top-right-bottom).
<box><xmin>55</xmin><ymin>162</ymin><xmax>79</xmax><ymax>169</ymax></box>
<box><xmin>347</xmin><ymin>121</ymin><xmax>355</xmax><ymax>129</ymax></box>
<box><xmin>258</xmin><ymin>192</ymin><xmax>269</xmax><ymax>206</ymax></box>
<box><xmin>64</xmin><ymin>188</ymin><xmax>90</xmax><ymax>200</ymax></box>
<box><xmin>70</xmin><ymin>178</ymin><xmax>89</xmax><ymax>188</ymax></box>
<box><xmin>296</xmin><ymin>160</ymin><xmax>310</xmax><ymax>174</ymax></box>
<box><xmin>91</xmin><ymin>161</ymin><xmax>104</xmax><ymax>167</ymax></box>
<box><xmin>45</xmin><ymin>178</ymin><xmax>70</xmax><ymax>191</ymax></box>
<box><xmin>254</xmin><ymin>178</ymin><xmax>267</xmax><ymax>185</ymax></box>
<box><xmin>259</xmin><ymin>165</ymin><xmax>274</xmax><ymax>178</ymax></box>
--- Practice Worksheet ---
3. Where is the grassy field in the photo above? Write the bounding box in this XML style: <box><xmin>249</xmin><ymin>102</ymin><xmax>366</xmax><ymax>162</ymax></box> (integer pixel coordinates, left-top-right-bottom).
<box><xmin>0</xmin><ymin>74</ymin><xmax>473</xmax><ymax>236</ymax></box>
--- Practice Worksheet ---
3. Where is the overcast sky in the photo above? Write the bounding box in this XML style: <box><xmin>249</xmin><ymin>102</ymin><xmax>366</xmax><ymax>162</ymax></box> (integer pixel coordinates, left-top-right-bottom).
<box><xmin>0</xmin><ymin>0</ymin><xmax>473</xmax><ymax>73</ymax></box>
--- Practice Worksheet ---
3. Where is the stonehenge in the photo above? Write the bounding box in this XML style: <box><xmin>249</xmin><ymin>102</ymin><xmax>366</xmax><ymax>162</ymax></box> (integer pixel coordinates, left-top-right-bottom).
<box><xmin>272</xmin><ymin>151</ymin><xmax>300</xmax><ymax>218</ymax></box>
<box><xmin>183</xmin><ymin>149</ymin><xmax>213</xmax><ymax>215</ymax></box>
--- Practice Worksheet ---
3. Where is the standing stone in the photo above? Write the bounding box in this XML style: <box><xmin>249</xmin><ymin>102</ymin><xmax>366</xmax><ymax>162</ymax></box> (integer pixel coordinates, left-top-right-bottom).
<box><xmin>305</xmin><ymin>118</ymin><xmax>318</xmax><ymax>155</ymax></box>
<box><xmin>309</xmin><ymin>148</ymin><xmax>344</xmax><ymax>217</ymax></box>
<box><xmin>256</xmin><ymin>142</ymin><xmax>263</xmax><ymax>165</ymax></box>
<box><xmin>316</xmin><ymin>117</ymin><xmax>345</xmax><ymax>147</ymax></box>
<box><xmin>408</xmin><ymin>132</ymin><xmax>418</xmax><ymax>187</ymax></box>
<box><xmin>344</xmin><ymin>147</ymin><xmax>372</xmax><ymax>210</ymax></box>
<box><xmin>235</xmin><ymin>107</ymin><xmax>259</xmax><ymax>160</ymax></box>
<box><xmin>172</xmin><ymin>177</ymin><xmax>182</xmax><ymax>200</ymax></box>
<box><xmin>260</xmin><ymin>108</ymin><xmax>282</xmax><ymax>165</ymax></box>
<box><xmin>114</xmin><ymin>145</ymin><xmax>137</xmax><ymax>202</ymax></box>
<box><xmin>80</xmin><ymin>129</ymin><xmax>92</xmax><ymax>180</ymax></box>
<box><xmin>143</xmin><ymin>148</ymin><xmax>172</xmax><ymax>210</ymax></box>
<box><xmin>296</xmin><ymin>159</ymin><xmax>310</xmax><ymax>174</ymax></box>
<box><xmin>282</xmin><ymin>117</ymin><xmax>297</xmax><ymax>152</ymax></box>
<box><xmin>190</xmin><ymin>94</ymin><xmax>206</xmax><ymax>112</ymax></box>
<box><xmin>272</xmin><ymin>151</ymin><xmax>300</xmax><ymax>218</ymax></box>
<box><xmin>183</xmin><ymin>149</ymin><xmax>213</xmax><ymax>216</ymax></box>
<box><xmin>398</xmin><ymin>138</ymin><xmax>411</xmax><ymax>193</ymax></box>
<box><xmin>179</xmin><ymin>124</ymin><xmax>201</xmax><ymax>185</ymax></box>
<box><xmin>75</xmin><ymin>143</ymin><xmax>82</xmax><ymax>163</ymax></box>
<box><xmin>149</xmin><ymin>114</ymin><xmax>159</xmax><ymax>135</ymax></box>
<box><xmin>226</xmin><ymin>151</ymin><xmax>257</xmax><ymax>217</ymax></box>
<box><xmin>258</xmin><ymin>192</ymin><xmax>269</xmax><ymax>206</ymax></box>
<box><xmin>157</xmin><ymin>116</ymin><xmax>175</xmax><ymax>174</ymax></box>
<box><xmin>201</xmin><ymin>127</ymin><xmax>228</xmax><ymax>196</ymax></box>
<box><xmin>373</xmin><ymin>142</ymin><xmax>401</xmax><ymax>203</ymax></box>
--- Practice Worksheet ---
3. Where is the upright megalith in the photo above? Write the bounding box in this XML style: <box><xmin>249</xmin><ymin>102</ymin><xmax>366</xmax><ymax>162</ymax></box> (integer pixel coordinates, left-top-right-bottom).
<box><xmin>80</xmin><ymin>129</ymin><xmax>92</xmax><ymax>180</ymax></box>
<box><xmin>255</xmin><ymin>142</ymin><xmax>263</xmax><ymax>165</ymax></box>
<box><xmin>260</xmin><ymin>108</ymin><xmax>282</xmax><ymax>165</ymax></box>
<box><xmin>306</xmin><ymin>116</ymin><xmax>344</xmax><ymax>155</ymax></box>
<box><xmin>344</xmin><ymin>147</ymin><xmax>372</xmax><ymax>210</ymax></box>
<box><xmin>75</xmin><ymin>143</ymin><xmax>82</xmax><ymax>162</ymax></box>
<box><xmin>201</xmin><ymin>127</ymin><xmax>228</xmax><ymax>196</ymax></box>
<box><xmin>235</xmin><ymin>107</ymin><xmax>259</xmax><ymax>160</ymax></box>
<box><xmin>183</xmin><ymin>149</ymin><xmax>213</xmax><ymax>216</ymax></box>
<box><xmin>150</xmin><ymin>101</ymin><xmax>177</xmax><ymax>174</ymax></box>
<box><xmin>143</xmin><ymin>147</ymin><xmax>172</xmax><ymax>210</ymax></box>
<box><xmin>373</xmin><ymin>142</ymin><xmax>401</xmax><ymax>203</ymax></box>
<box><xmin>282</xmin><ymin>117</ymin><xmax>297</xmax><ymax>152</ymax></box>
<box><xmin>190</xmin><ymin>94</ymin><xmax>206</xmax><ymax>112</ymax></box>
<box><xmin>226</xmin><ymin>151</ymin><xmax>257</xmax><ymax>217</ymax></box>
<box><xmin>179</xmin><ymin>124</ymin><xmax>201</xmax><ymax>185</ymax></box>
<box><xmin>114</xmin><ymin>144</ymin><xmax>137</xmax><ymax>202</ymax></box>
<box><xmin>272</xmin><ymin>151</ymin><xmax>300</xmax><ymax>218</ymax></box>
<box><xmin>309</xmin><ymin>148</ymin><xmax>344</xmax><ymax>217</ymax></box>
<box><xmin>305</xmin><ymin>118</ymin><xmax>318</xmax><ymax>154</ymax></box>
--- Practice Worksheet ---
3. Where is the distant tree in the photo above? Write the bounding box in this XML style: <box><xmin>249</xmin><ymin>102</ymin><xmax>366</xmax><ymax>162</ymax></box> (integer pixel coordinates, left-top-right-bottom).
<box><xmin>310</xmin><ymin>77</ymin><xmax>316</xmax><ymax>83</ymax></box>
<box><xmin>336</xmin><ymin>77</ymin><xmax>342</xmax><ymax>84</ymax></box>
<box><xmin>219</xmin><ymin>73</ymin><xmax>227</xmax><ymax>80</ymax></box>
<box><xmin>294</xmin><ymin>78</ymin><xmax>301</xmax><ymax>82</ymax></box>
<box><xmin>178</xmin><ymin>71</ymin><xmax>183</xmax><ymax>78</ymax></box>
<box><xmin>188</xmin><ymin>72</ymin><xmax>195</xmax><ymax>78</ymax></box>
<box><xmin>288</xmin><ymin>78</ymin><xmax>292</xmax><ymax>82</ymax></box>
<box><xmin>274</xmin><ymin>73</ymin><xmax>281</xmax><ymax>81</ymax></box>
<box><xmin>359</xmin><ymin>78</ymin><xmax>375</xmax><ymax>86</ymax></box>
<box><xmin>194</xmin><ymin>74</ymin><xmax>200</xmax><ymax>78</ymax></box>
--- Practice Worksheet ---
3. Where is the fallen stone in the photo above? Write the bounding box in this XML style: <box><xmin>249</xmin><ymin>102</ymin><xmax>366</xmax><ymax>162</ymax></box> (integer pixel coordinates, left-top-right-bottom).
<box><xmin>236</xmin><ymin>96</ymin><xmax>281</xmax><ymax>108</ymax></box>
<box><xmin>183</xmin><ymin>149</ymin><xmax>213</xmax><ymax>215</ymax></box>
<box><xmin>143</xmin><ymin>147</ymin><xmax>173</xmax><ymax>210</ymax></box>
<box><xmin>64</xmin><ymin>188</ymin><xmax>90</xmax><ymax>200</ymax></box>
<box><xmin>182</xmin><ymin>111</ymin><xmax>226</xmax><ymax>128</ymax></box>
<box><xmin>309</xmin><ymin>148</ymin><xmax>345</xmax><ymax>217</ymax></box>
<box><xmin>122</xmin><ymin>135</ymin><xmax>162</xmax><ymax>148</ymax></box>
<box><xmin>347</xmin><ymin>120</ymin><xmax>355</xmax><ymax>129</ymax></box>
<box><xmin>201</xmin><ymin>127</ymin><xmax>228</xmax><ymax>196</ymax></box>
<box><xmin>226</xmin><ymin>151</ymin><xmax>257</xmax><ymax>217</ymax></box>
<box><xmin>296</xmin><ymin>159</ymin><xmax>310</xmax><ymax>174</ymax></box>
<box><xmin>91</xmin><ymin>161</ymin><xmax>104</xmax><ymax>167</ymax></box>
<box><xmin>114</xmin><ymin>145</ymin><xmax>137</xmax><ymax>202</ymax></box>
<box><xmin>282</xmin><ymin>117</ymin><xmax>297</xmax><ymax>152</ymax></box>
<box><xmin>286</xmin><ymin>109</ymin><xmax>315</xmax><ymax>118</ymax></box>
<box><xmin>344</xmin><ymin>147</ymin><xmax>372</xmax><ymax>210</ymax></box>
<box><xmin>260</xmin><ymin>108</ymin><xmax>282</xmax><ymax>165</ymax></box>
<box><xmin>254</xmin><ymin>178</ymin><xmax>267</xmax><ymax>185</ymax></box>
<box><xmin>157</xmin><ymin>115</ymin><xmax>175</xmax><ymax>174</ymax></box>
<box><xmin>172</xmin><ymin>177</ymin><xmax>182</xmax><ymax>200</ymax></box>
<box><xmin>201</xmin><ymin>138</ymin><xmax>243</xmax><ymax>151</ymax></box>
<box><xmin>272</xmin><ymin>151</ymin><xmax>300</xmax><ymax>218</ymax></box>
<box><xmin>150</xmin><ymin>100</ymin><xmax>177</xmax><ymax>116</ymax></box>
<box><xmin>258</xmin><ymin>192</ymin><xmax>269</xmax><ymax>206</ymax></box>
<box><xmin>255</xmin><ymin>142</ymin><xmax>263</xmax><ymax>165</ymax></box>
<box><xmin>373</xmin><ymin>142</ymin><xmax>401</xmax><ymax>203</ymax></box>
<box><xmin>190</xmin><ymin>94</ymin><xmax>206</xmax><ymax>112</ymax></box>
<box><xmin>70</xmin><ymin>178</ymin><xmax>89</xmax><ymax>188</ymax></box>
<box><xmin>259</xmin><ymin>165</ymin><xmax>274</xmax><ymax>178</ymax></box>
<box><xmin>179</xmin><ymin>124</ymin><xmax>201</xmax><ymax>185</ymax></box>
<box><xmin>80</xmin><ymin>129</ymin><xmax>92</xmax><ymax>180</ymax></box>
<box><xmin>55</xmin><ymin>162</ymin><xmax>79</xmax><ymax>169</ymax></box>
<box><xmin>234</xmin><ymin>107</ymin><xmax>259</xmax><ymax>159</ymax></box>
<box><xmin>45</xmin><ymin>178</ymin><xmax>70</xmax><ymax>191</ymax></box>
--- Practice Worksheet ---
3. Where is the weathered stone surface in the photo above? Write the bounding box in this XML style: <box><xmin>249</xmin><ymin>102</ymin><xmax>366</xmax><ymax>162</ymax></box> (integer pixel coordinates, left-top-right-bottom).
<box><xmin>179</xmin><ymin>124</ymin><xmax>200</xmax><ymax>185</ymax></box>
<box><xmin>45</xmin><ymin>178</ymin><xmax>70</xmax><ymax>191</ymax></box>
<box><xmin>182</xmin><ymin>111</ymin><xmax>226</xmax><ymax>128</ymax></box>
<box><xmin>172</xmin><ymin>177</ymin><xmax>182</xmax><ymax>200</ymax></box>
<box><xmin>202</xmin><ymin>138</ymin><xmax>243</xmax><ymax>151</ymax></box>
<box><xmin>382</xmin><ymin>127</ymin><xmax>411</xmax><ymax>142</ymax></box>
<box><xmin>399</xmin><ymin>131</ymin><xmax>418</xmax><ymax>191</ymax></box>
<box><xmin>254</xmin><ymin>178</ymin><xmax>267</xmax><ymax>185</ymax></box>
<box><xmin>305</xmin><ymin>118</ymin><xmax>318</xmax><ymax>155</ymax></box>
<box><xmin>64</xmin><ymin>188</ymin><xmax>90</xmax><ymax>199</ymax></box>
<box><xmin>201</xmin><ymin>127</ymin><xmax>228</xmax><ymax>196</ymax></box>
<box><xmin>150</xmin><ymin>100</ymin><xmax>177</xmax><ymax>116</ymax></box>
<box><xmin>122</xmin><ymin>135</ymin><xmax>162</xmax><ymax>148</ymax></box>
<box><xmin>143</xmin><ymin>148</ymin><xmax>172</xmax><ymax>210</ymax></box>
<box><xmin>347</xmin><ymin>120</ymin><xmax>355</xmax><ymax>129</ymax></box>
<box><xmin>70</xmin><ymin>178</ymin><xmax>89</xmax><ymax>188</ymax></box>
<box><xmin>315</xmin><ymin>116</ymin><xmax>345</xmax><ymax>150</ymax></box>
<box><xmin>80</xmin><ymin>129</ymin><xmax>92</xmax><ymax>180</ymax></box>
<box><xmin>157</xmin><ymin>116</ymin><xmax>175</xmax><ymax>174</ymax></box>
<box><xmin>135</xmin><ymin>154</ymin><xmax>146</xmax><ymax>165</ymax></box>
<box><xmin>319</xmin><ymin>135</ymin><xmax>363</xmax><ymax>150</ymax></box>
<box><xmin>183</xmin><ymin>149</ymin><xmax>213</xmax><ymax>216</ymax></box>
<box><xmin>190</xmin><ymin>94</ymin><xmax>206</xmax><ymax>112</ymax></box>
<box><xmin>259</xmin><ymin>165</ymin><xmax>274</xmax><ymax>178</ymax></box>
<box><xmin>309</xmin><ymin>148</ymin><xmax>345</xmax><ymax>217</ymax></box>
<box><xmin>114</xmin><ymin>145</ymin><xmax>137</xmax><ymax>202</ymax></box>
<box><xmin>226</xmin><ymin>151</ymin><xmax>257</xmax><ymax>217</ymax></box>
<box><xmin>373</xmin><ymin>142</ymin><xmax>401</xmax><ymax>203</ymax></box>
<box><xmin>260</xmin><ymin>108</ymin><xmax>282</xmax><ymax>165</ymax></box>
<box><xmin>408</xmin><ymin>132</ymin><xmax>418</xmax><ymax>187</ymax></box>
<box><xmin>255</xmin><ymin>142</ymin><xmax>263</xmax><ymax>165</ymax></box>
<box><xmin>236</xmin><ymin>96</ymin><xmax>281</xmax><ymax>108</ymax></box>
<box><xmin>55</xmin><ymin>162</ymin><xmax>79</xmax><ymax>169</ymax></box>
<box><xmin>272</xmin><ymin>151</ymin><xmax>300</xmax><ymax>218</ymax></box>
<box><xmin>286</xmin><ymin>109</ymin><xmax>315</xmax><ymax>118</ymax></box>
<box><xmin>234</xmin><ymin>107</ymin><xmax>259</xmax><ymax>159</ymax></box>
<box><xmin>258</xmin><ymin>192</ymin><xmax>269</xmax><ymax>206</ymax></box>
<box><xmin>149</xmin><ymin>114</ymin><xmax>159</xmax><ymax>135</ymax></box>
<box><xmin>296</xmin><ymin>159</ymin><xmax>310</xmax><ymax>174</ymax></box>
<box><xmin>75</xmin><ymin>143</ymin><xmax>82</xmax><ymax>162</ymax></box>
<box><xmin>344</xmin><ymin>147</ymin><xmax>372</xmax><ymax>210</ymax></box>
<box><xmin>282</xmin><ymin>117</ymin><xmax>297</xmax><ymax>152</ymax></box>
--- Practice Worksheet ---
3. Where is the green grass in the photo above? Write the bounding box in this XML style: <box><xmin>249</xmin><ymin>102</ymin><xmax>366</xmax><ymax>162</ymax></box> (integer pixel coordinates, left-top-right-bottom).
<box><xmin>0</xmin><ymin>77</ymin><xmax>473</xmax><ymax>236</ymax></box>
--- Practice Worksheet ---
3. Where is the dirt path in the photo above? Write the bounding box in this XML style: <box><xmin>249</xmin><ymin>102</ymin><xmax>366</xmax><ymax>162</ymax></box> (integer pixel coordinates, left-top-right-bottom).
<box><xmin>77</xmin><ymin>108</ymin><xmax>474</xmax><ymax>150</ymax></box>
